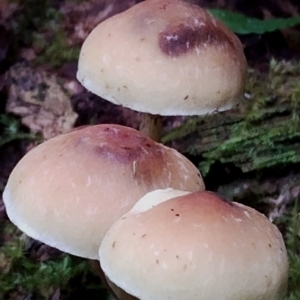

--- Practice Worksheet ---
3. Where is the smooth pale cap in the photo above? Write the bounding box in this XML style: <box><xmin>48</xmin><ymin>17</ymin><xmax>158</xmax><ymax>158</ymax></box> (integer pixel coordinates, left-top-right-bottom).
<box><xmin>77</xmin><ymin>0</ymin><xmax>247</xmax><ymax>116</ymax></box>
<box><xmin>99</xmin><ymin>189</ymin><xmax>288</xmax><ymax>300</ymax></box>
<box><xmin>3</xmin><ymin>125</ymin><xmax>204</xmax><ymax>259</ymax></box>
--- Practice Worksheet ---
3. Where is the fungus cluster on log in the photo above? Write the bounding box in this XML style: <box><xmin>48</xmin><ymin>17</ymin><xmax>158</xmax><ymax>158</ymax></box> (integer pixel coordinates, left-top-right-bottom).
<box><xmin>2</xmin><ymin>0</ymin><xmax>289</xmax><ymax>299</ymax></box>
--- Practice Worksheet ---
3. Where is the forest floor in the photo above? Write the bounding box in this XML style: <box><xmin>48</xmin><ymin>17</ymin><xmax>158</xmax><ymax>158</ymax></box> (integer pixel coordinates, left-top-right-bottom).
<box><xmin>0</xmin><ymin>0</ymin><xmax>299</xmax><ymax>299</ymax></box>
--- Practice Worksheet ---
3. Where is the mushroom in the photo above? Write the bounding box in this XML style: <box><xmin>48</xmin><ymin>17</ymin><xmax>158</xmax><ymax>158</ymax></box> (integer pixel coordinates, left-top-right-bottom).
<box><xmin>77</xmin><ymin>0</ymin><xmax>247</xmax><ymax>141</ymax></box>
<box><xmin>2</xmin><ymin>124</ymin><xmax>204</xmax><ymax>260</ymax></box>
<box><xmin>99</xmin><ymin>189</ymin><xmax>288</xmax><ymax>300</ymax></box>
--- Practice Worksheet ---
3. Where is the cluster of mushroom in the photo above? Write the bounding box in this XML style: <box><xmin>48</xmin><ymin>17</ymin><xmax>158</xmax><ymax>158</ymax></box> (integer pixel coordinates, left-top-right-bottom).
<box><xmin>2</xmin><ymin>0</ymin><xmax>289</xmax><ymax>300</ymax></box>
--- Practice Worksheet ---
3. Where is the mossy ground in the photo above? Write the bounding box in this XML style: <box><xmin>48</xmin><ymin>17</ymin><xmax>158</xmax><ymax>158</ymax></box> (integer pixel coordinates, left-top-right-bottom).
<box><xmin>7</xmin><ymin>0</ymin><xmax>80</xmax><ymax>67</ymax></box>
<box><xmin>0</xmin><ymin>221</ymin><xmax>108</xmax><ymax>299</ymax></box>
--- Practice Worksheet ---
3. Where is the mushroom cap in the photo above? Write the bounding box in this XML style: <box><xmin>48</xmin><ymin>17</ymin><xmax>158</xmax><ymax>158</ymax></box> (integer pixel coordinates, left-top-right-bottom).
<box><xmin>3</xmin><ymin>125</ymin><xmax>204</xmax><ymax>259</ymax></box>
<box><xmin>77</xmin><ymin>0</ymin><xmax>247</xmax><ymax>116</ymax></box>
<box><xmin>99</xmin><ymin>189</ymin><xmax>288</xmax><ymax>300</ymax></box>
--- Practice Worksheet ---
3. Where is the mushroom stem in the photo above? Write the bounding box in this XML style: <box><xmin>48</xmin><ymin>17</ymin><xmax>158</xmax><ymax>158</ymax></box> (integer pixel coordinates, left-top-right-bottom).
<box><xmin>139</xmin><ymin>113</ymin><xmax>162</xmax><ymax>142</ymax></box>
<box><xmin>107</xmin><ymin>279</ymin><xmax>139</xmax><ymax>300</ymax></box>
<box><xmin>90</xmin><ymin>260</ymin><xmax>119</xmax><ymax>297</ymax></box>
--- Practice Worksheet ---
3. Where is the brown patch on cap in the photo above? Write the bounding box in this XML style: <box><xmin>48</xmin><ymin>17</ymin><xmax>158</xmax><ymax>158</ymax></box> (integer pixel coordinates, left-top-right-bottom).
<box><xmin>75</xmin><ymin>125</ymin><xmax>164</xmax><ymax>165</ymax></box>
<box><xmin>159</xmin><ymin>20</ymin><xmax>235</xmax><ymax>57</ymax></box>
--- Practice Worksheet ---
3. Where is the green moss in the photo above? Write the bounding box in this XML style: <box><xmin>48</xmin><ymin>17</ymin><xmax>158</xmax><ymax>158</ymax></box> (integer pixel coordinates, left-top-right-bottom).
<box><xmin>33</xmin><ymin>30</ymin><xmax>80</xmax><ymax>67</ymax></box>
<box><xmin>10</xmin><ymin>0</ymin><xmax>61</xmax><ymax>44</ymax></box>
<box><xmin>0</xmin><ymin>114</ymin><xmax>37</xmax><ymax>147</ymax></box>
<box><xmin>10</xmin><ymin>0</ymin><xmax>80</xmax><ymax>67</ymax></box>
<box><xmin>276</xmin><ymin>201</ymin><xmax>300</xmax><ymax>299</ymax></box>
<box><xmin>163</xmin><ymin>60</ymin><xmax>300</xmax><ymax>175</ymax></box>
<box><xmin>0</xmin><ymin>222</ymin><xmax>107</xmax><ymax>299</ymax></box>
